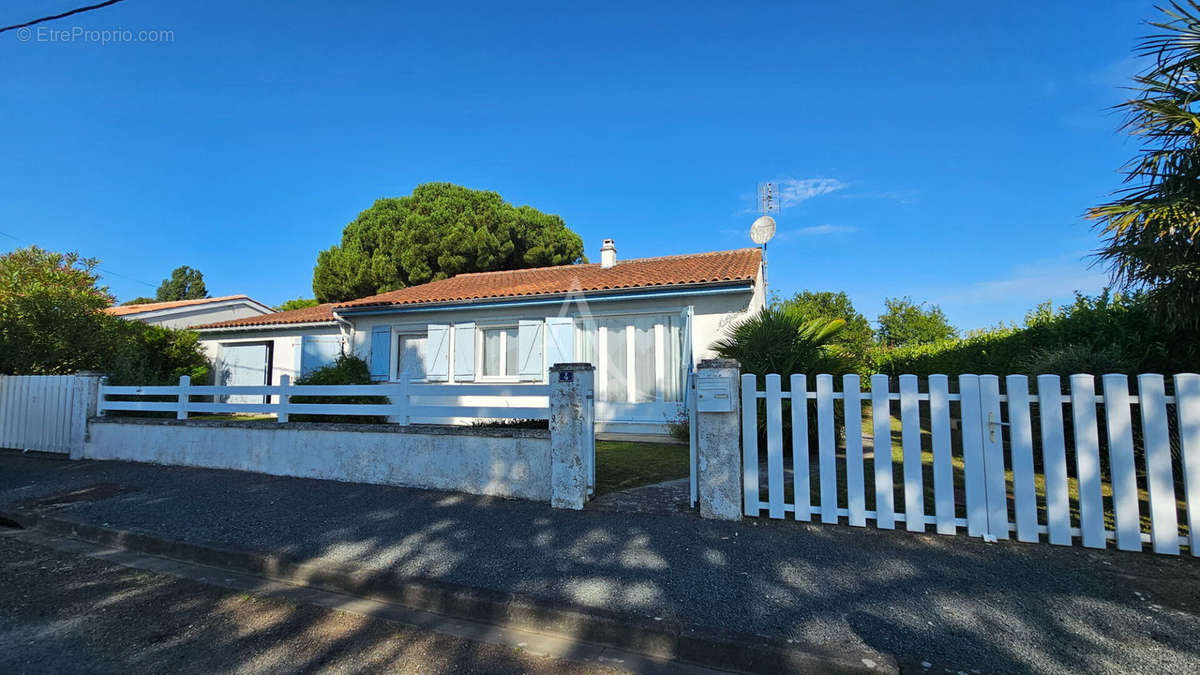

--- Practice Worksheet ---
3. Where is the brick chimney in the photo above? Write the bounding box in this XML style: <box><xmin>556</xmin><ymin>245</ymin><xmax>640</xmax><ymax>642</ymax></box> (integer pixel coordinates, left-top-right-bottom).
<box><xmin>600</xmin><ymin>239</ymin><xmax>617</xmax><ymax>268</ymax></box>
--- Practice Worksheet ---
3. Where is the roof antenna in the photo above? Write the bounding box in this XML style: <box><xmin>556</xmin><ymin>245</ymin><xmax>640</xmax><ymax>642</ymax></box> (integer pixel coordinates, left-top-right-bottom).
<box><xmin>751</xmin><ymin>182</ymin><xmax>778</xmax><ymax>300</ymax></box>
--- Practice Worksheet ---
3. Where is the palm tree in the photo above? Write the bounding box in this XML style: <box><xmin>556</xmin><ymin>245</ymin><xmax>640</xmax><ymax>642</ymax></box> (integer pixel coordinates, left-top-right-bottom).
<box><xmin>710</xmin><ymin>307</ymin><xmax>847</xmax><ymax>381</ymax></box>
<box><xmin>1090</xmin><ymin>1</ymin><xmax>1200</xmax><ymax>331</ymax></box>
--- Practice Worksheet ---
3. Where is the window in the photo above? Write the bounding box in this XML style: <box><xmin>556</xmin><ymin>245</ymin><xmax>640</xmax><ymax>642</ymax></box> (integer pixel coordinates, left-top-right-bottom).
<box><xmin>480</xmin><ymin>327</ymin><xmax>519</xmax><ymax>378</ymax></box>
<box><xmin>396</xmin><ymin>334</ymin><xmax>427</xmax><ymax>380</ymax></box>
<box><xmin>577</xmin><ymin>318</ymin><xmax>598</xmax><ymax>368</ymax></box>
<box><xmin>582</xmin><ymin>313</ymin><xmax>684</xmax><ymax>404</ymax></box>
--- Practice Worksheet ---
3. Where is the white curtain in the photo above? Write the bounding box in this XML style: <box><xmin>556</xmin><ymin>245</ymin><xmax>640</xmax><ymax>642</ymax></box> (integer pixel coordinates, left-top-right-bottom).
<box><xmin>603</xmin><ymin>319</ymin><xmax>627</xmax><ymax>402</ymax></box>
<box><xmin>504</xmin><ymin>327</ymin><xmax>518</xmax><ymax>377</ymax></box>
<box><xmin>664</xmin><ymin>315</ymin><xmax>682</xmax><ymax>402</ymax></box>
<box><xmin>576</xmin><ymin>319</ymin><xmax>598</xmax><ymax>367</ymax></box>
<box><xmin>483</xmin><ymin>329</ymin><xmax>501</xmax><ymax>376</ymax></box>
<box><xmin>633</xmin><ymin>316</ymin><xmax>656</xmax><ymax>402</ymax></box>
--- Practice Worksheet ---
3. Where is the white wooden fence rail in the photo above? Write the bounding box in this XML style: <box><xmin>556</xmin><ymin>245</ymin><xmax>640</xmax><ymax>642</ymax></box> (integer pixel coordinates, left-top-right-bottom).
<box><xmin>98</xmin><ymin>376</ymin><xmax>551</xmax><ymax>423</ymax></box>
<box><xmin>742</xmin><ymin>372</ymin><xmax>1200</xmax><ymax>557</ymax></box>
<box><xmin>0</xmin><ymin>375</ymin><xmax>90</xmax><ymax>454</ymax></box>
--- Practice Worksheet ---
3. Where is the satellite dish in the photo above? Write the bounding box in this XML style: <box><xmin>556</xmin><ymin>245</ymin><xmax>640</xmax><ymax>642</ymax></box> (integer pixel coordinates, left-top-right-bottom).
<box><xmin>750</xmin><ymin>215</ymin><xmax>776</xmax><ymax>245</ymax></box>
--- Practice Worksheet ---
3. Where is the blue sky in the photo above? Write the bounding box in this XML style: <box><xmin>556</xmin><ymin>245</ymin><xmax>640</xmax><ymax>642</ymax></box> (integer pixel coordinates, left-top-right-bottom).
<box><xmin>1</xmin><ymin>1</ymin><xmax>1153</xmax><ymax>330</ymax></box>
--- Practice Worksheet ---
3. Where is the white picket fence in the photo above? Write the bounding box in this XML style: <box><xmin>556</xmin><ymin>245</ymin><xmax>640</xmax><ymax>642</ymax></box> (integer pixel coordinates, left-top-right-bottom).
<box><xmin>0</xmin><ymin>375</ymin><xmax>95</xmax><ymax>454</ymax></box>
<box><xmin>742</xmin><ymin>372</ymin><xmax>1200</xmax><ymax>557</ymax></box>
<box><xmin>98</xmin><ymin>375</ymin><xmax>552</xmax><ymax>423</ymax></box>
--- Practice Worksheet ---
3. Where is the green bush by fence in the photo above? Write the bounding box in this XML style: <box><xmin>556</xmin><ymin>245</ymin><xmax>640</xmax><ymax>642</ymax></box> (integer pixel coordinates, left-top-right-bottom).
<box><xmin>290</xmin><ymin>355</ymin><xmax>389</xmax><ymax>423</ymax></box>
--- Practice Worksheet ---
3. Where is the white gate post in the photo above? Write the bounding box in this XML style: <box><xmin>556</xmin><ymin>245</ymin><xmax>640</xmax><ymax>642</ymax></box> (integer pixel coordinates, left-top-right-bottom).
<box><xmin>176</xmin><ymin>375</ymin><xmax>191</xmax><ymax>420</ymax></box>
<box><xmin>277</xmin><ymin>375</ymin><xmax>291</xmax><ymax>423</ymax></box>
<box><xmin>549</xmin><ymin>362</ymin><xmax>594</xmax><ymax>509</ymax></box>
<box><xmin>696</xmin><ymin>358</ymin><xmax>742</xmax><ymax>520</ymax></box>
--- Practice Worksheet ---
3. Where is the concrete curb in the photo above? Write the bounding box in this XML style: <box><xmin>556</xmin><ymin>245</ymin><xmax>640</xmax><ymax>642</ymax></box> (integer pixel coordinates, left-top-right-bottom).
<box><xmin>1</xmin><ymin>508</ymin><xmax>894</xmax><ymax>674</ymax></box>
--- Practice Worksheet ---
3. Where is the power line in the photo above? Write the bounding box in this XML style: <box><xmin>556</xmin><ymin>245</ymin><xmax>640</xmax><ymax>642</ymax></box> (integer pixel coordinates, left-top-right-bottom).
<box><xmin>0</xmin><ymin>0</ymin><xmax>129</xmax><ymax>34</ymax></box>
<box><xmin>95</xmin><ymin>266</ymin><xmax>157</xmax><ymax>288</ymax></box>
<box><xmin>0</xmin><ymin>228</ymin><xmax>157</xmax><ymax>288</ymax></box>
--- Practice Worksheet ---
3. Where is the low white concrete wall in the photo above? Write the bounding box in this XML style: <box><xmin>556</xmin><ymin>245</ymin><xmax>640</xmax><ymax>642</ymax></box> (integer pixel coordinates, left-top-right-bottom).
<box><xmin>82</xmin><ymin>418</ymin><xmax>552</xmax><ymax>502</ymax></box>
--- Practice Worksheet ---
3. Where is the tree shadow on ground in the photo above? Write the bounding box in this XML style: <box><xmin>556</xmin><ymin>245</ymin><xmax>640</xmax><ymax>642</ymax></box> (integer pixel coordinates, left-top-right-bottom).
<box><xmin>2</xmin><ymin>451</ymin><xmax>1200</xmax><ymax>674</ymax></box>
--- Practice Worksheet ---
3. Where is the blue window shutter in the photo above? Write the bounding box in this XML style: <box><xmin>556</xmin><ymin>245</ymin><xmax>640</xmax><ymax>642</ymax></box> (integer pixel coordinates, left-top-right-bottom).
<box><xmin>454</xmin><ymin>323</ymin><xmax>475</xmax><ymax>381</ymax></box>
<box><xmin>545</xmin><ymin>317</ymin><xmax>574</xmax><ymax>369</ymax></box>
<box><xmin>517</xmin><ymin>319</ymin><xmax>544</xmax><ymax>381</ymax></box>
<box><xmin>426</xmin><ymin>324</ymin><xmax>450</xmax><ymax>382</ymax></box>
<box><xmin>369</xmin><ymin>326</ymin><xmax>391</xmax><ymax>381</ymax></box>
<box><xmin>301</xmin><ymin>336</ymin><xmax>343</xmax><ymax>376</ymax></box>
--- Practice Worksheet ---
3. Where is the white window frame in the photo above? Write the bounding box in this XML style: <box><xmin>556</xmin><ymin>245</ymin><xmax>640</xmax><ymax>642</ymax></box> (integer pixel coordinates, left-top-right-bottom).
<box><xmin>476</xmin><ymin>323</ymin><xmax>520</xmax><ymax>382</ymax></box>
<box><xmin>389</xmin><ymin>324</ymin><xmax>430</xmax><ymax>383</ymax></box>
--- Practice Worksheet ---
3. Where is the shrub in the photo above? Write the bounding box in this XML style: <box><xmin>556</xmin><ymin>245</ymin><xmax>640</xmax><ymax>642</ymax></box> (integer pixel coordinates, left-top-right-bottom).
<box><xmin>291</xmin><ymin>355</ymin><xmax>389</xmax><ymax>423</ymax></box>
<box><xmin>470</xmin><ymin>418</ymin><xmax>548</xmax><ymax>429</ymax></box>
<box><xmin>104</xmin><ymin>320</ymin><xmax>211</xmax><ymax>385</ymax></box>
<box><xmin>1014</xmin><ymin>344</ymin><xmax>1134</xmax><ymax>381</ymax></box>
<box><xmin>664</xmin><ymin>409</ymin><xmax>690</xmax><ymax>444</ymax></box>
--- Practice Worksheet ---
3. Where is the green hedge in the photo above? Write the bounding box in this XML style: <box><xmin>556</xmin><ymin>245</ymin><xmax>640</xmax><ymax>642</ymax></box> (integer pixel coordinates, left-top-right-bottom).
<box><xmin>863</xmin><ymin>291</ymin><xmax>1198</xmax><ymax>378</ymax></box>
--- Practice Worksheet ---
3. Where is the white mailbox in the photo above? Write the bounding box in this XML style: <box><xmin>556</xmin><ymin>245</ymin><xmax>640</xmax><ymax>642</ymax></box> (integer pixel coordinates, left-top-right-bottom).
<box><xmin>696</xmin><ymin>373</ymin><xmax>736</xmax><ymax>412</ymax></box>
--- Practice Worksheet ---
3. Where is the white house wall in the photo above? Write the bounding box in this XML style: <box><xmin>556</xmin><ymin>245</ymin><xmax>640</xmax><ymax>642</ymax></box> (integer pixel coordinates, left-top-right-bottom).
<box><xmin>344</xmin><ymin>284</ymin><xmax>761</xmax><ymax>433</ymax></box>
<box><xmin>192</xmin><ymin>281</ymin><xmax>763</xmax><ymax>432</ymax></box>
<box><xmin>347</xmin><ymin>286</ymin><xmax>759</xmax><ymax>371</ymax></box>
<box><xmin>198</xmin><ymin>325</ymin><xmax>345</xmax><ymax>388</ymax></box>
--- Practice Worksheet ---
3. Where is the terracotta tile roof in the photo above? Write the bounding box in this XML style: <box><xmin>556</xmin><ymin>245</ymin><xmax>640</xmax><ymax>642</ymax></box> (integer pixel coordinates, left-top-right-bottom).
<box><xmin>192</xmin><ymin>248</ymin><xmax>761</xmax><ymax>330</ymax></box>
<box><xmin>104</xmin><ymin>295</ymin><xmax>265</xmax><ymax>317</ymax></box>
<box><xmin>195</xmin><ymin>302</ymin><xmax>338</xmax><ymax>330</ymax></box>
<box><xmin>337</xmin><ymin>248</ymin><xmax>762</xmax><ymax>310</ymax></box>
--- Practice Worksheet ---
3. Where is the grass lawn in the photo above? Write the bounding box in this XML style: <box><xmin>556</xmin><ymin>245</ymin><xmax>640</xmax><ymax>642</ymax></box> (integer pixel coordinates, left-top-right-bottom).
<box><xmin>594</xmin><ymin>440</ymin><xmax>689</xmax><ymax>495</ymax></box>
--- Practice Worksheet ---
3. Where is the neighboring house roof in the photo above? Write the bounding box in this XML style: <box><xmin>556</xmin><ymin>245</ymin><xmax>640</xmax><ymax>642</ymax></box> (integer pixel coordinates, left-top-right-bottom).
<box><xmin>104</xmin><ymin>295</ymin><xmax>271</xmax><ymax>317</ymax></box>
<box><xmin>193</xmin><ymin>247</ymin><xmax>761</xmax><ymax>331</ymax></box>
<box><xmin>196</xmin><ymin>302</ymin><xmax>338</xmax><ymax>330</ymax></box>
<box><xmin>337</xmin><ymin>248</ymin><xmax>762</xmax><ymax>311</ymax></box>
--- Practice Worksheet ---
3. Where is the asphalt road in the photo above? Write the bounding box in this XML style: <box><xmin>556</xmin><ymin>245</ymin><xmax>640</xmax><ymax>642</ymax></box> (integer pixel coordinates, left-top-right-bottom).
<box><xmin>0</xmin><ymin>531</ymin><xmax>635</xmax><ymax>674</ymax></box>
<box><xmin>3</xmin><ymin>450</ymin><xmax>1200</xmax><ymax>673</ymax></box>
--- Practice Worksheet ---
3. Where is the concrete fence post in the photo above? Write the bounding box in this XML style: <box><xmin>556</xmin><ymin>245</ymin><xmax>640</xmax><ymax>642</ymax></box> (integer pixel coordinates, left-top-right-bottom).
<box><xmin>70</xmin><ymin>372</ymin><xmax>105</xmax><ymax>460</ymax></box>
<box><xmin>696</xmin><ymin>358</ymin><xmax>743</xmax><ymax>520</ymax></box>
<box><xmin>549</xmin><ymin>362</ymin><xmax>595</xmax><ymax>510</ymax></box>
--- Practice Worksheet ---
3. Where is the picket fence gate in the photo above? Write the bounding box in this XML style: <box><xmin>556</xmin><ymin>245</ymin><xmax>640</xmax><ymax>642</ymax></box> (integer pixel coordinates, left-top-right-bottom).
<box><xmin>0</xmin><ymin>375</ymin><xmax>94</xmax><ymax>454</ymax></box>
<box><xmin>742</xmin><ymin>372</ymin><xmax>1200</xmax><ymax>557</ymax></box>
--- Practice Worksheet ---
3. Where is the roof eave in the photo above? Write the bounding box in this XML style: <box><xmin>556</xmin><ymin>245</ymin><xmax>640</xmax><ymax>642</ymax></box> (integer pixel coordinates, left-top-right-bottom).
<box><xmin>334</xmin><ymin>279</ymin><xmax>756</xmax><ymax>316</ymax></box>
<box><xmin>113</xmin><ymin>297</ymin><xmax>274</xmax><ymax>320</ymax></box>
<box><xmin>194</xmin><ymin>320</ymin><xmax>339</xmax><ymax>333</ymax></box>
